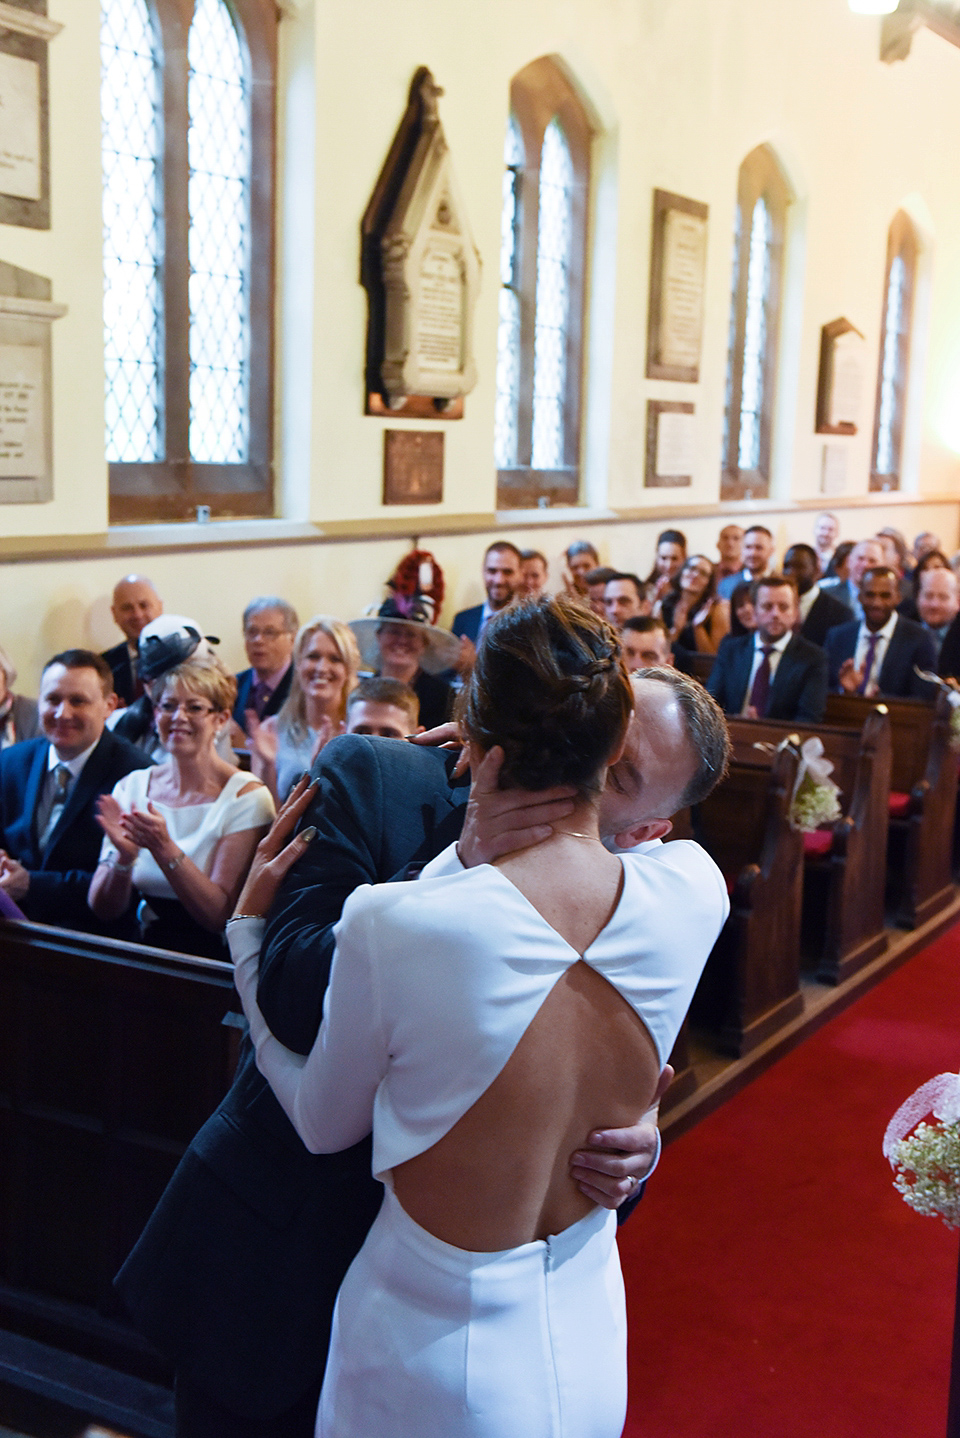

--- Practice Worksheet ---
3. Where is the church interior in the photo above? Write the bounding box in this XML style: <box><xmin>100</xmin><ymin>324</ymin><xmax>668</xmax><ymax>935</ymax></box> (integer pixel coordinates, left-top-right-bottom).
<box><xmin>1</xmin><ymin>0</ymin><xmax>959</xmax><ymax>1433</ymax></box>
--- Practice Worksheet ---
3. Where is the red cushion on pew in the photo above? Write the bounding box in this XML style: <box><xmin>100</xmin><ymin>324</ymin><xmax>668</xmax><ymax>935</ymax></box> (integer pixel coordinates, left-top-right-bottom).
<box><xmin>802</xmin><ymin>829</ymin><xmax>834</xmax><ymax>857</ymax></box>
<box><xmin>888</xmin><ymin>791</ymin><xmax>911</xmax><ymax>817</ymax></box>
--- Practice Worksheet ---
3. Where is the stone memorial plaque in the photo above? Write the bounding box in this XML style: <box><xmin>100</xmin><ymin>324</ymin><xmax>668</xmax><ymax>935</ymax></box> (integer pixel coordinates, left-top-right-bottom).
<box><xmin>0</xmin><ymin>342</ymin><xmax>42</xmax><ymax>472</ymax></box>
<box><xmin>646</xmin><ymin>190</ymin><xmax>709</xmax><ymax>383</ymax></box>
<box><xmin>0</xmin><ymin>261</ymin><xmax>67</xmax><ymax>502</ymax></box>
<box><xmin>0</xmin><ymin>2</ymin><xmax>62</xmax><ymax>229</ymax></box>
<box><xmin>816</xmin><ymin>318</ymin><xmax>866</xmax><ymax>434</ymax></box>
<box><xmin>0</xmin><ymin>50</ymin><xmax>40</xmax><ymax>200</ymax></box>
<box><xmin>383</xmin><ymin>429</ymin><xmax>443</xmax><ymax>505</ymax></box>
<box><xmin>374</xmin><ymin>71</ymin><xmax>480</xmax><ymax>412</ymax></box>
<box><xmin>645</xmin><ymin>400</ymin><xmax>694</xmax><ymax>488</ymax></box>
<box><xmin>414</xmin><ymin>241</ymin><xmax>463</xmax><ymax>373</ymax></box>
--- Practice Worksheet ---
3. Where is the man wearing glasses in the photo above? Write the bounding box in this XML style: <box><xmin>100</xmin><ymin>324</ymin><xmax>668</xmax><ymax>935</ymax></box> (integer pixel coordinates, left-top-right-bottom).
<box><xmin>232</xmin><ymin>598</ymin><xmax>300</xmax><ymax>740</ymax></box>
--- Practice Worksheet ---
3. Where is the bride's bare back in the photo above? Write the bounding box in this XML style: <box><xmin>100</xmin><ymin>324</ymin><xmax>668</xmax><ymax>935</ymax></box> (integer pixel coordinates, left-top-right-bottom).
<box><xmin>393</xmin><ymin>837</ymin><xmax>663</xmax><ymax>1251</ymax></box>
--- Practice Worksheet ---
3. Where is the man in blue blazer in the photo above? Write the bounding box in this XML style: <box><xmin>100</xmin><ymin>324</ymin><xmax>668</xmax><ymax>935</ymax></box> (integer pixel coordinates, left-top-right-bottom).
<box><xmin>708</xmin><ymin>576</ymin><xmax>828</xmax><ymax>722</ymax></box>
<box><xmin>823</xmin><ymin>567</ymin><xmax>938</xmax><ymax>699</ymax></box>
<box><xmin>0</xmin><ymin>649</ymin><xmax>151</xmax><ymax>931</ymax></box>
<box><xmin>451</xmin><ymin>541</ymin><xmax>523</xmax><ymax>651</ymax></box>
<box><xmin>115</xmin><ymin>672</ymin><xmax>719</xmax><ymax>1437</ymax></box>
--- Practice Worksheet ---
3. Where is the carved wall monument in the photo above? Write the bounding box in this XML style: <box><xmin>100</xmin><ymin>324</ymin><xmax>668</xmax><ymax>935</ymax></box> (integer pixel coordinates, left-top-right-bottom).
<box><xmin>362</xmin><ymin>69</ymin><xmax>481</xmax><ymax>416</ymax></box>
<box><xmin>0</xmin><ymin>1</ymin><xmax>63</xmax><ymax>230</ymax></box>
<box><xmin>0</xmin><ymin>261</ymin><xmax>66</xmax><ymax>502</ymax></box>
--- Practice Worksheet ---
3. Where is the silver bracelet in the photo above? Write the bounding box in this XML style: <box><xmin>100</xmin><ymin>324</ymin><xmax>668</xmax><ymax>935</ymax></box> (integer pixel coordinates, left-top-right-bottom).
<box><xmin>226</xmin><ymin>913</ymin><xmax>266</xmax><ymax>925</ymax></box>
<box><xmin>104</xmin><ymin>856</ymin><xmax>135</xmax><ymax>874</ymax></box>
<box><xmin>165</xmin><ymin>850</ymin><xmax>186</xmax><ymax>872</ymax></box>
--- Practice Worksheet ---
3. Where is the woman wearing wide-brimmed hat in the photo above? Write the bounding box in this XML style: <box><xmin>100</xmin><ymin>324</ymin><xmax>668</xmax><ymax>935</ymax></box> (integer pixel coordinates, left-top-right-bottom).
<box><xmin>350</xmin><ymin>596</ymin><xmax>460</xmax><ymax>732</ymax></box>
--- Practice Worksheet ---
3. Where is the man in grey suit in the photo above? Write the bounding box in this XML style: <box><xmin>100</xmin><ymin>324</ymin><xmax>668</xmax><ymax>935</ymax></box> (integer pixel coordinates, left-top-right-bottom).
<box><xmin>708</xmin><ymin>575</ymin><xmax>828</xmax><ymax>722</ymax></box>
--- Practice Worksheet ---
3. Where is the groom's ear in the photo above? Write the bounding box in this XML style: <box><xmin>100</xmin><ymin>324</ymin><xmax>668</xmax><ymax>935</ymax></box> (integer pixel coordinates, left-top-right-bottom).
<box><xmin>613</xmin><ymin>817</ymin><xmax>673</xmax><ymax>850</ymax></box>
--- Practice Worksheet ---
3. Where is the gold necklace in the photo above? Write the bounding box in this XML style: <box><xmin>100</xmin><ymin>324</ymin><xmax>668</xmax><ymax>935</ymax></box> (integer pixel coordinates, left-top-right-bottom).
<box><xmin>552</xmin><ymin>828</ymin><xmax>604</xmax><ymax>843</ymax></box>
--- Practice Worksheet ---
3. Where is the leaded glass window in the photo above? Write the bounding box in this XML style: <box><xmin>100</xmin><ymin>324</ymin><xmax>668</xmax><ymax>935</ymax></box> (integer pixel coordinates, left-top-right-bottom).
<box><xmin>188</xmin><ymin>0</ymin><xmax>250</xmax><ymax>463</ymax></box>
<box><xmin>496</xmin><ymin>58</ymin><xmax>591</xmax><ymax>511</ymax></box>
<box><xmin>100</xmin><ymin>0</ymin><xmax>276</xmax><ymax>525</ymax></box>
<box><xmin>721</xmin><ymin>145</ymin><xmax>791</xmax><ymax>501</ymax></box>
<box><xmin>531</xmin><ymin>120</ymin><xmax>573</xmax><ymax>471</ymax></box>
<box><xmin>101</xmin><ymin>0</ymin><xmax>162</xmax><ymax>464</ymax></box>
<box><xmin>494</xmin><ymin>118</ymin><xmax>523</xmax><ymax>470</ymax></box>
<box><xmin>870</xmin><ymin>212</ymin><xmax>917</xmax><ymax>492</ymax></box>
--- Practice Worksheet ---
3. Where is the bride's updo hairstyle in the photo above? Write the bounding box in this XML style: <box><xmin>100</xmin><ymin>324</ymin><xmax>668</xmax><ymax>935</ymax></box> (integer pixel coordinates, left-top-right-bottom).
<box><xmin>458</xmin><ymin>594</ymin><xmax>632</xmax><ymax>795</ymax></box>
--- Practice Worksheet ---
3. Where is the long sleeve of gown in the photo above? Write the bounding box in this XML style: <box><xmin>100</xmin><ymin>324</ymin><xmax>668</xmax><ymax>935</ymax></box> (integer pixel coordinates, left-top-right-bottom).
<box><xmin>229</xmin><ymin>905</ymin><xmax>388</xmax><ymax>1155</ymax></box>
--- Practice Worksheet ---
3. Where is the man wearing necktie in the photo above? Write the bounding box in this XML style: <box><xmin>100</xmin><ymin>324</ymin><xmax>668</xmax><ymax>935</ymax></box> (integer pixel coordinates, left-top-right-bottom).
<box><xmin>707</xmin><ymin>576</ymin><xmax>828</xmax><ymax>722</ymax></box>
<box><xmin>0</xmin><ymin>649</ymin><xmax>150</xmax><ymax>932</ymax></box>
<box><xmin>824</xmin><ymin>567</ymin><xmax>938</xmax><ymax>700</ymax></box>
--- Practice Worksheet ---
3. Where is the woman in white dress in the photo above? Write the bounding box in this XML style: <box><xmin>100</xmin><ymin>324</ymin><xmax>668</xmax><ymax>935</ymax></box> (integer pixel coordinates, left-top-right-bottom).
<box><xmin>88</xmin><ymin>654</ymin><xmax>275</xmax><ymax>958</ymax></box>
<box><xmin>229</xmin><ymin>596</ymin><xmax>728</xmax><ymax>1436</ymax></box>
<box><xmin>247</xmin><ymin>616</ymin><xmax>360</xmax><ymax>802</ymax></box>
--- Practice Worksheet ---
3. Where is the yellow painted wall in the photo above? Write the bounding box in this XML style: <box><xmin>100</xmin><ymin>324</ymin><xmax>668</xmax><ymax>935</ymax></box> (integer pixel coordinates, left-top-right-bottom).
<box><xmin>0</xmin><ymin>0</ymin><xmax>958</xmax><ymax>689</ymax></box>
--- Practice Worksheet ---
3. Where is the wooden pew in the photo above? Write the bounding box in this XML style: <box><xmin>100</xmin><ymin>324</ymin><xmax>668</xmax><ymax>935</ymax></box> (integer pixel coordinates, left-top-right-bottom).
<box><xmin>686</xmin><ymin>744</ymin><xmax>804</xmax><ymax>1057</ymax></box>
<box><xmin>725</xmin><ymin>708</ymin><xmax>892</xmax><ymax>984</ymax></box>
<box><xmin>825</xmin><ymin>692</ymin><xmax>956</xmax><ymax>928</ymax></box>
<box><xmin>0</xmin><ymin>917</ymin><xmax>238</xmax><ymax>1405</ymax></box>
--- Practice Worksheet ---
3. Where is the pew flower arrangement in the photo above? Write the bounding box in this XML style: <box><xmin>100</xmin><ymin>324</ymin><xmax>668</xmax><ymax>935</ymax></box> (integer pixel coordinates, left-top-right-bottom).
<box><xmin>913</xmin><ymin>667</ymin><xmax>960</xmax><ymax>751</ymax></box>
<box><xmin>753</xmin><ymin>734</ymin><xmax>842</xmax><ymax>833</ymax></box>
<box><xmin>883</xmin><ymin>1073</ymin><xmax>960</xmax><ymax>1231</ymax></box>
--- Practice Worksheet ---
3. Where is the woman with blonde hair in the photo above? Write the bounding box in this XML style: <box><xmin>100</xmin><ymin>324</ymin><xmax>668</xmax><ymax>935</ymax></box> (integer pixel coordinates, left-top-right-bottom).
<box><xmin>248</xmin><ymin>616</ymin><xmax>360</xmax><ymax>801</ymax></box>
<box><xmin>89</xmin><ymin>653</ymin><xmax>275</xmax><ymax>958</ymax></box>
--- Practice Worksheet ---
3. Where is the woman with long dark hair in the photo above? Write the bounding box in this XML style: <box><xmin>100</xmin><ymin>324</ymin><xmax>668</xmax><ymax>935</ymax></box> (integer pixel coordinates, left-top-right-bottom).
<box><xmin>660</xmin><ymin>554</ymin><xmax>730</xmax><ymax>654</ymax></box>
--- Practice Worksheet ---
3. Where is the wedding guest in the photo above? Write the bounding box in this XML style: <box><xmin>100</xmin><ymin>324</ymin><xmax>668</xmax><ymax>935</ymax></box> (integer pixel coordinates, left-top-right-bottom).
<box><xmin>645</xmin><ymin>529</ymin><xmax>687</xmax><ymax>606</ymax></box>
<box><xmin>584</xmin><ymin>566</ymin><xmax>619</xmax><ymax>619</ymax></box>
<box><xmin>520</xmin><ymin>549</ymin><xmax>549</xmax><ymax>598</ymax></box>
<box><xmin>344</xmin><ymin>678</ymin><xmax>422</xmax><ymax>739</ymax></box>
<box><xmin>660</xmin><ymin>556</ymin><xmax>730</xmax><ymax>655</ymax></box>
<box><xmin>232</xmin><ymin>598</ymin><xmax>299</xmax><ymax>740</ymax></box>
<box><xmin>728</xmin><ymin>580</ymin><xmax>757</xmax><ymax>638</ymax></box>
<box><xmin>247</xmin><ymin>617</ymin><xmax>360</xmax><ymax>803</ymax></box>
<box><xmin>90</xmin><ymin>654</ymin><xmax>274</xmax><ymax>958</ymax></box>
<box><xmin>349</xmin><ymin>597</ymin><xmax>457</xmax><ymax>732</ymax></box>
<box><xmin>563</xmin><ymin>540</ymin><xmax>600</xmax><ymax>598</ymax></box>
<box><xmin>715</xmin><ymin>525</ymin><xmax>744</xmax><ymax>586</ymax></box>
<box><xmin>0</xmin><ymin>644</ymin><xmax>39</xmax><ymax>749</ymax></box>
<box><xmin>814</xmin><ymin>512</ymin><xmax>840</xmax><ymax>577</ymax></box>
<box><xmin>102</xmin><ymin>574</ymin><xmax>164</xmax><ymax>706</ymax></box>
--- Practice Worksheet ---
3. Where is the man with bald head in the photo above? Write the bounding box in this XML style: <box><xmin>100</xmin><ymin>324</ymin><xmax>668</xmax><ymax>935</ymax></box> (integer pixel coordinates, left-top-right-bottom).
<box><xmin>821</xmin><ymin>539</ymin><xmax>884</xmax><ymax>620</ymax></box>
<box><xmin>102</xmin><ymin>574</ymin><xmax>163</xmax><ymax>705</ymax></box>
<box><xmin>916</xmin><ymin>567</ymin><xmax>960</xmax><ymax>676</ymax></box>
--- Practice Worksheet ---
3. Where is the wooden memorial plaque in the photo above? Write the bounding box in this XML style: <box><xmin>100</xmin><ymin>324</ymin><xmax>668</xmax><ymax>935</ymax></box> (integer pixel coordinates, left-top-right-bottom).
<box><xmin>646</xmin><ymin>190</ymin><xmax>708</xmax><ymax>383</ymax></box>
<box><xmin>383</xmin><ymin>430</ymin><xmax>444</xmax><ymax>505</ymax></box>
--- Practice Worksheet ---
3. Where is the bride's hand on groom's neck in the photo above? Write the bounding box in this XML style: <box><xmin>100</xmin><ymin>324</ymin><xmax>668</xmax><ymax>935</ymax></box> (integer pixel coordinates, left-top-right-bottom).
<box><xmin>456</xmin><ymin>746</ymin><xmax>577</xmax><ymax>868</ymax></box>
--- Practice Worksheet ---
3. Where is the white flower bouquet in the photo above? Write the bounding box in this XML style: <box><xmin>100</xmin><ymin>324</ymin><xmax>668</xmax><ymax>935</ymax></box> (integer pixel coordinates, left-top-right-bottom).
<box><xmin>753</xmin><ymin>734</ymin><xmax>842</xmax><ymax>833</ymax></box>
<box><xmin>883</xmin><ymin>1073</ymin><xmax>960</xmax><ymax>1230</ymax></box>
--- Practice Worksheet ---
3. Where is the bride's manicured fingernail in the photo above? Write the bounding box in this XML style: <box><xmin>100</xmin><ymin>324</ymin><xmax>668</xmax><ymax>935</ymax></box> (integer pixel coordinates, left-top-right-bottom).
<box><xmin>299</xmin><ymin>826</ymin><xmax>317</xmax><ymax>842</ymax></box>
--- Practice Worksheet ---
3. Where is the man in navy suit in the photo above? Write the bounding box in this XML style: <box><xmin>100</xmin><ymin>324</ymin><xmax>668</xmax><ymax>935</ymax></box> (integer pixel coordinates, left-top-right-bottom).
<box><xmin>101</xmin><ymin>574</ymin><xmax>164</xmax><ymax>706</ymax></box>
<box><xmin>0</xmin><ymin>649</ymin><xmax>151</xmax><ymax>931</ymax></box>
<box><xmin>782</xmin><ymin>543</ymin><xmax>852</xmax><ymax>647</ymax></box>
<box><xmin>451</xmin><ymin>541</ymin><xmax>523</xmax><ymax>659</ymax></box>
<box><xmin>708</xmin><ymin>575</ymin><xmax>828</xmax><ymax>722</ymax></box>
<box><xmin>115</xmin><ymin>671</ymin><xmax>720</xmax><ymax>1437</ymax></box>
<box><xmin>231</xmin><ymin>597</ymin><xmax>298</xmax><ymax>738</ymax></box>
<box><xmin>824</xmin><ymin>567</ymin><xmax>938</xmax><ymax>700</ymax></box>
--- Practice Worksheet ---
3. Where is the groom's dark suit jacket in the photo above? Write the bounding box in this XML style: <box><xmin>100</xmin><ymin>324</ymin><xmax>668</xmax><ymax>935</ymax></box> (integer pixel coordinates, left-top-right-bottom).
<box><xmin>707</xmin><ymin>632</ymin><xmax>828</xmax><ymax>722</ymax></box>
<box><xmin>116</xmin><ymin>737</ymin><xmax>474</xmax><ymax>1420</ymax></box>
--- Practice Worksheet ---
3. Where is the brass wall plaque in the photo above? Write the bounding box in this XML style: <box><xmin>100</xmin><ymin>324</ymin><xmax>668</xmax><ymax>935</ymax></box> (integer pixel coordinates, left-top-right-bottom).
<box><xmin>383</xmin><ymin>430</ymin><xmax>443</xmax><ymax>505</ymax></box>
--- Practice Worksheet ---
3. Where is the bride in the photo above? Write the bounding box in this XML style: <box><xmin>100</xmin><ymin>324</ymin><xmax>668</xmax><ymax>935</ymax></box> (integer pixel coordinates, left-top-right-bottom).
<box><xmin>228</xmin><ymin>594</ymin><xmax>727</xmax><ymax>1437</ymax></box>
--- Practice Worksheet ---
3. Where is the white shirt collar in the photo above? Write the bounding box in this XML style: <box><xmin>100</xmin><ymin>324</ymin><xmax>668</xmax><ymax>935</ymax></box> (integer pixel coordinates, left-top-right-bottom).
<box><xmin>861</xmin><ymin>612</ymin><xmax>898</xmax><ymax>644</ymax></box>
<box><xmin>47</xmin><ymin>736</ymin><xmax>100</xmax><ymax>779</ymax></box>
<box><xmin>797</xmin><ymin>583</ymin><xmax>821</xmax><ymax>622</ymax></box>
<box><xmin>754</xmin><ymin>630</ymin><xmax>792</xmax><ymax>656</ymax></box>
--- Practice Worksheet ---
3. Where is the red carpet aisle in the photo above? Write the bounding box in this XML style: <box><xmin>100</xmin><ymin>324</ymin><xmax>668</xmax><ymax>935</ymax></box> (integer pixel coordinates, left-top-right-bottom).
<box><xmin>619</xmin><ymin>927</ymin><xmax>960</xmax><ymax>1438</ymax></box>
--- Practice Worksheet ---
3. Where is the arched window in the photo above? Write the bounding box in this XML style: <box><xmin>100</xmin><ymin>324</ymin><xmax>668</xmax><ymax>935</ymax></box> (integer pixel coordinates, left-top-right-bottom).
<box><xmin>100</xmin><ymin>0</ymin><xmax>276</xmax><ymax>524</ymax></box>
<box><xmin>870</xmin><ymin>211</ymin><xmax>918</xmax><ymax>492</ymax></box>
<box><xmin>495</xmin><ymin>58</ymin><xmax>591</xmax><ymax>510</ymax></box>
<box><xmin>721</xmin><ymin>145</ymin><xmax>791</xmax><ymax>501</ymax></box>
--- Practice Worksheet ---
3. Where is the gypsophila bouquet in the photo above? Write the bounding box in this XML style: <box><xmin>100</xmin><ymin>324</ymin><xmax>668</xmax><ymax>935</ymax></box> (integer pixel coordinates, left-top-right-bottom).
<box><xmin>883</xmin><ymin>1073</ymin><xmax>960</xmax><ymax>1230</ymax></box>
<box><xmin>753</xmin><ymin>734</ymin><xmax>842</xmax><ymax>833</ymax></box>
<box><xmin>913</xmin><ymin>667</ymin><xmax>960</xmax><ymax>751</ymax></box>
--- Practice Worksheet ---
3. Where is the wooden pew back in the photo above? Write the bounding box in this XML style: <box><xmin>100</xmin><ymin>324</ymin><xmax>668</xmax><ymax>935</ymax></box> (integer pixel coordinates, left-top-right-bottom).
<box><xmin>0</xmin><ymin>918</ymin><xmax>238</xmax><ymax>1371</ymax></box>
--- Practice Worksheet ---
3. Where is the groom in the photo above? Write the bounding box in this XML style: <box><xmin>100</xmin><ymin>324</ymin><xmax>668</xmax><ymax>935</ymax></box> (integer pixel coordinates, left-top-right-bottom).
<box><xmin>117</xmin><ymin>669</ymin><xmax>724</xmax><ymax>1437</ymax></box>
